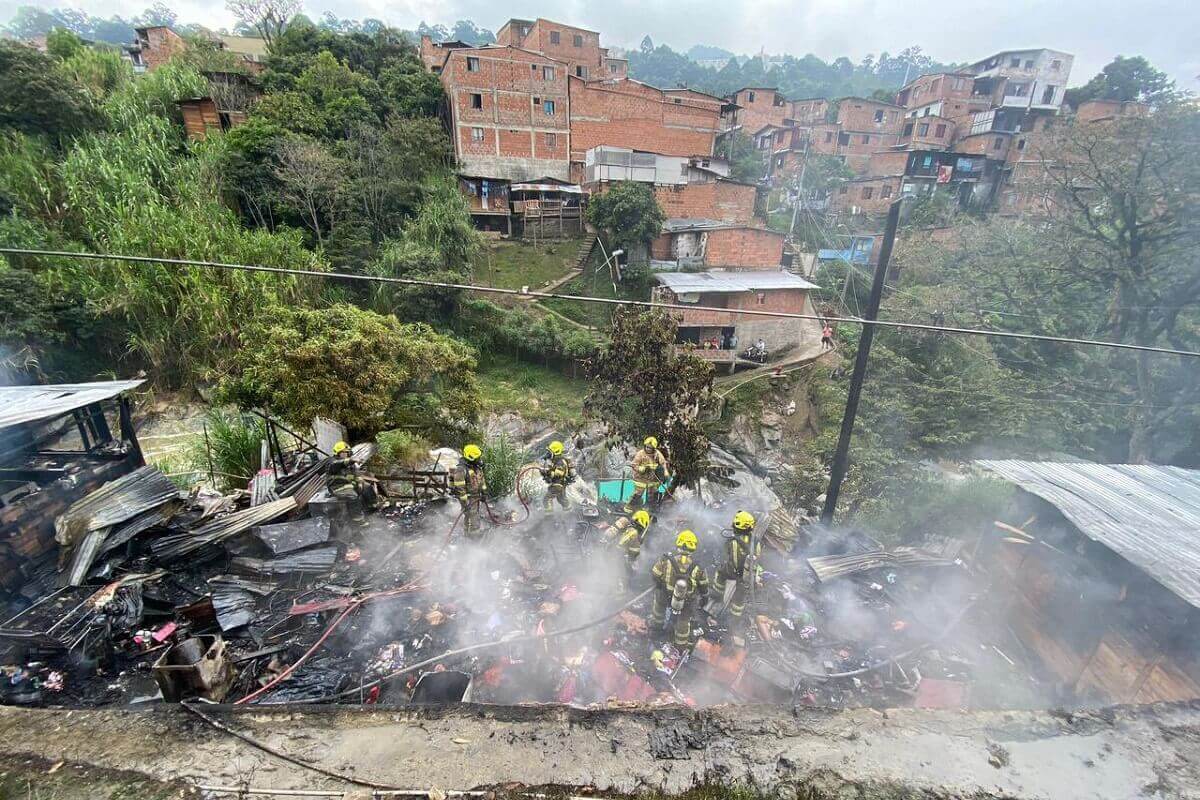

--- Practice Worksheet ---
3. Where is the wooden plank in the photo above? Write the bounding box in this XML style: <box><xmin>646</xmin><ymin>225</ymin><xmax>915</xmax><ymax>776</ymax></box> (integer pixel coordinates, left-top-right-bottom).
<box><xmin>1074</xmin><ymin>633</ymin><xmax>1155</xmax><ymax>703</ymax></box>
<box><xmin>1134</xmin><ymin>659</ymin><xmax>1200</xmax><ymax>703</ymax></box>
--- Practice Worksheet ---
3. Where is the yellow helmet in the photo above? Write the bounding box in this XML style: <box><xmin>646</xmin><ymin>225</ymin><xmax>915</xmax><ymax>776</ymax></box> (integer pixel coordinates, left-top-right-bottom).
<box><xmin>733</xmin><ymin>510</ymin><xmax>756</xmax><ymax>531</ymax></box>
<box><xmin>548</xmin><ymin>440</ymin><xmax>564</xmax><ymax>456</ymax></box>
<box><xmin>632</xmin><ymin>509</ymin><xmax>651</xmax><ymax>529</ymax></box>
<box><xmin>332</xmin><ymin>441</ymin><xmax>350</xmax><ymax>455</ymax></box>
<box><xmin>675</xmin><ymin>530</ymin><xmax>698</xmax><ymax>551</ymax></box>
<box><xmin>643</xmin><ymin>436</ymin><xmax>658</xmax><ymax>448</ymax></box>
<box><xmin>463</xmin><ymin>443</ymin><xmax>482</xmax><ymax>462</ymax></box>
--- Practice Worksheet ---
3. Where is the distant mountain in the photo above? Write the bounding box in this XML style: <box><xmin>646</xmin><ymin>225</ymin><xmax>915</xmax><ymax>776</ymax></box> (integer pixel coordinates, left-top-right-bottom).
<box><xmin>687</xmin><ymin>44</ymin><xmax>735</xmax><ymax>62</ymax></box>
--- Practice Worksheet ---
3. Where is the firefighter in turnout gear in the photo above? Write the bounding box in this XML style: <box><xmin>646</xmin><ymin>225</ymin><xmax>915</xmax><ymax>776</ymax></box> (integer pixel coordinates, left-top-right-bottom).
<box><xmin>603</xmin><ymin>509</ymin><xmax>652</xmax><ymax>568</ymax></box>
<box><xmin>650</xmin><ymin>530</ymin><xmax>709</xmax><ymax>647</ymax></box>
<box><xmin>450</xmin><ymin>444</ymin><xmax>488</xmax><ymax>538</ymax></box>
<box><xmin>712</xmin><ymin>511</ymin><xmax>762</xmax><ymax>621</ymax></box>
<box><xmin>540</xmin><ymin>440</ymin><xmax>576</xmax><ymax>513</ymax></box>
<box><xmin>625</xmin><ymin>436</ymin><xmax>669</xmax><ymax>513</ymax></box>
<box><xmin>328</xmin><ymin>441</ymin><xmax>379</xmax><ymax>515</ymax></box>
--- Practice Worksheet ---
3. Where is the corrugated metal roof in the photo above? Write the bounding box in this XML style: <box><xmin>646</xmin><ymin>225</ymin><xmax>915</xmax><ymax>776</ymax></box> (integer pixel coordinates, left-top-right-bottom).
<box><xmin>0</xmin><ymin>380</ymin><xmax>145</xmax><ymax>430</ymax></box>
<box><xmin>976</xmin><ymin>460</ymin><xmax>1200</xmax><ymax>608</ymax></box>
<box><xmin>656</xmin><ymin>270</ymin><xmax>817</xmax><ymax>293</ymax></box>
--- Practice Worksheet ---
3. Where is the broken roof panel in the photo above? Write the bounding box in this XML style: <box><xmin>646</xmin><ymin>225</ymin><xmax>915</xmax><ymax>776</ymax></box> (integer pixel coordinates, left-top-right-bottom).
<box><xmin>655</xmin><ymin>270</ymin><xmax>818</xmax><ymax>293</ymax></box>
<box><xmin>976</xmin><ymin>460</ymin><xmax>1200</xmax><ymax>608</ymax></box>
<box><xmin>0</xmin><ymin>380</ymin><xmax>145</xmax><ymax>430</ymax></box>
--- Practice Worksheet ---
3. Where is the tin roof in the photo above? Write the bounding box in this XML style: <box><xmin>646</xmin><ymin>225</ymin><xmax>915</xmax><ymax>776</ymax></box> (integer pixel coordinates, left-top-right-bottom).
<box><xmin>976</xmin><ymin>460</ymin><xmax>1200</xmax><ymax>608</ymax></box>
<box><xmin>0</xmin><ymin>380</ymin><xmax>145</xmax><ymax>431</ymax></box>
<box><xmin>655</xmin><ymin>270</ymin><xmax>816</xmax><ymax>293</ymax></box>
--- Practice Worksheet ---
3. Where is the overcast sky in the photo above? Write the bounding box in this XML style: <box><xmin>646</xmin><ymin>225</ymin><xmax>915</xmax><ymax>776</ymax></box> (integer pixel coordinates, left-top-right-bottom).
<box><xmin>5</xmin><ymin>0</ymin><xmax>1197</xmax><ymax>89</ymax></box>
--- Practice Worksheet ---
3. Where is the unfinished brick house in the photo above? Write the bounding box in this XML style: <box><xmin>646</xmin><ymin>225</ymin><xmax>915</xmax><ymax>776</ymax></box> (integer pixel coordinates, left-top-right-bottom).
<box><xmin>650</xmin><ymin>220</ymin><xmax>785</xmax><ymax>268</ymax></box>
<box><xmin>495</xmin><ymin>18</ymin><xmax>626</xmax><ymax>81</ymax></box>
<box><xmin>725</xmin><ymin>88</ymin><xmax>791</xmax><ymax>136</ymax></box>
<box><xmin>652</xmin><ymin>269</ymin><xmax>825</xmax><ymax>370</ymax></box>
<box><xmin>125</xmin><ymin>26</ymin><xmax>267</xmax><ymax>73</ymax></box>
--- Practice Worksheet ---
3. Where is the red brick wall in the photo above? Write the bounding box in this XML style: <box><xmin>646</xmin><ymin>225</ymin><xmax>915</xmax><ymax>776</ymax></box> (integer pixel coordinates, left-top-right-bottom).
<box><xmin>808</xmin><ymin>123</ymin><xmax>842</xmax><ymax>155</ymax></box>
<box><xmin>731</xmin><ymin>88</ymin><xmax>789</xmax><ymax>135</ymax></box>
<box><xmin>569</xmin><ymin>77</ymin><xmax>720</xmax><ymax>162</ymax></box>
<box><xmin>141</xmin><ymin>27</ymin><xmax>187</xmax><ymax>70</ymax></box>
<box><xmin>837</xmin><ymin>99</ymin><xmax>904</xmax><ymax>135</ymax></box>
<box><xmin>955</xmin><ymin>132</ymin><xmax>1011</xmax><ymax>158</ymax></box>
<box><xmin>529</xmin><ymin>19</ymin><xmax>604</xmax><ymax>77</ymax></box>
<box><xmin>703</xmin><ymin>227</ymin><xmax>784</xmax><ymax>268</ymax></box>
<box><xmin>900</xmin><ymin>115</ymin><xmax>956</xmax><ymax>149</ymax></box>
<box><xmin>443</xmin><ymin>47</ymin><xmax>569</xmax><ymax>171</ymax></box>
<box><xmin>897</xmin><ymin>73</ymin><xmax>975</xmax><ymax>108</ymax></box>
<box><xmin>652</xmin><ymin>181</ymin><xmax>755</xmax><ymax>223</ymax></box>
<box><xmin>865</xmin><ymin>150</ymin><xmax>910</xmax><ymax>177</ymax></box>
<box><xmin>669</xmin><ymin>287</ymin><xmax>809</xmax><ymax>325</ymax></box>
<box><xmin>1075</xmin><ymin>99</ymin><xmax>1151</xmax><ymax>123</ymax></box>
<box><xmin>789</xmin><ymin>98</ymin><xmax>829</xmax><ymax>124</ymax></box>
<box><xmin>829</xmin><ymin>178</ymin><xmax>901</xmax><ymax>214</ymax></box>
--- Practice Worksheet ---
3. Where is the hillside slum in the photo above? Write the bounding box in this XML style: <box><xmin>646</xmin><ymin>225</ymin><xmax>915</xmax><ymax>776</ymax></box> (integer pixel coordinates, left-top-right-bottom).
<box><xmin>0</xmin><ymin>388</ymin><xmax>1045</xmax><ymax>711</ymax></box>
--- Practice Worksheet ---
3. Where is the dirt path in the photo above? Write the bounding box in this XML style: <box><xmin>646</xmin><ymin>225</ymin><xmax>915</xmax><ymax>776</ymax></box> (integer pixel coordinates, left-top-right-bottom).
<box><xmin>1</xmin><ymin>701</ymin><xmax>1197</xmax><ymax>798</ymax></box>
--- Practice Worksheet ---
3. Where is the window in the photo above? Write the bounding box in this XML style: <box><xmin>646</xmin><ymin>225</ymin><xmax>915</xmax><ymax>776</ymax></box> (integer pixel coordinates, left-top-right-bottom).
<box><xmin>1017</xmin><ymin>138</ymin><xmax>1027</xmax><ymax>150</ymax></box>
<box><xmin>774</xmin><ymin>93</ymin><xmax>785</xmax><ymax>106</ymax></box>
<box><xmin>575</xmin><ymin>65</ymin><xmax>588</xmax><ymax>78</ymax></box>
<box><xmin>545</xmin><ymin>133</ymin><xmax>556</xmax><ymax>147</ymax></box>
<box><xmin>549</xmin><ymin>30</ymin><xmax>560</xmax><ymax>44</ymax></box>
<box><xmin>544</xmin><ymin>99</ymin><xmax>556</xmax><ymax>115</ymax></box>
<box><xmin>881</xmin><ymin>184</ymin><xmax>892</xmax><ymax>198</ymax></box>
<box><xmin>838</xmin><ymin>186</ymin><xmax>848</xmax><ymax>195</ymax></box>
<box><xmin>543</xmin><ymin>66</ymin><xmax>555</xmax><ymax>80</ymax></box>
<box><xmin>756</xmin><ymin>292</ymin><xmax>766</xmax><ymax>305</ymax></box>
<box><xmin>861</xmin><ymin>134</ymin><xmax>870</xmax><ymax>144</ymax></box>
<box><xmin>1009</xmin><ymin>82</ymin><xmax>1028</xmax><ymax>97</ymax></box>
<box><xmin>1009</xmin><ymin>57</ymin><xmax>1021</xmax><ymax>68</ymax></box>
<box><xmin>862</xmin><ymin>187</ymin><xmax>874</xmax><ymax>200</ymax></box>
<box><xmin>1041</xmin><ymin>85</ymin><xmax>1057</xmax><ymax>104</ymax></box>
<box><xmin>533</xmin><ymin>96</ymin><xmax>541</xmax><ymax>106</ymax></box>
<box><xmin>930</xmin><ymin>78</ymin><xmax>941</xmax><ymax>93</ymax></box>
<box><xmin>825</xmin><ymin>131</ymin><xmax>834</xmax><ymax>143</ymax></box>
<box><xmin>471</xmin><ymin>127</ymin><xmax>484</xmax><ymax>141</ymax></box>
<box><xmin>873</xmin><ymin>109</ymin><xmax>884</xmax><ymax>123</ymax></box>
<box><xmin>837</xmin><ymin>132</ymin><xmax>850</xmax><ymax>145</ymax></box>
<box><xmin>918</xmin><ymin>123</ymin><xmax>929</xmax><ymax>136</ymax></box>
<box><xmin>673</xmin><ymin>97</ymin><xmax>681</xmax><ymax>104</ymax></box>
<box><xmin>1051</xmin><ymin>59</ymin><xmax>1062</xmax><ymax>71</ymax></box>
<box><xmin>934</xmin><ymin>123</ymin><xmax>947</xmax><ymax>137</ymax></box>
<box><xmin>903</xmin><ymin>123</ymin><xmax>914</xmax><ymax>136</ymax></box>
<box><xmin>466</xmin><ymin>56</ymin><xmax>480</xmax><ymax>72</ymax></box>
<box><xmin>1024</xmin><ymin>59</ymin><xmax>1034</xmax><ymax>69</ymax></box>
<box><xmin>993</xmin><ymin>136</ymin><xmax>1004</xmax><ymax>150</ymax></box>
<box><xmin>470</xmin><ymin>93</ymin><xmax>482</xmax><ymax>109</ymax></box>
<box><xmin>573</xmin><ymin>34</ymin><xmax>583</xmax><ymax>47</ymax></box>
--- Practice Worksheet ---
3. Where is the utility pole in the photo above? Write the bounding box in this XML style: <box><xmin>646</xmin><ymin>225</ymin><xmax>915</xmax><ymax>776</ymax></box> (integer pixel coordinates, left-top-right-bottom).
<box><xmin>821</xmin><ymin>198</ymin><xmax>903</xmax><ymax>524</ymax></box>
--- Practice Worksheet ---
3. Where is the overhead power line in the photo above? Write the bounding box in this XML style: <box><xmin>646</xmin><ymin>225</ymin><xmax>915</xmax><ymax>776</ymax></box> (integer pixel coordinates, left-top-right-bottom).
<box><xmin>3</xmin><ymin>246</ymin><xmax>1198</xmax><ymax>360</ymax></box>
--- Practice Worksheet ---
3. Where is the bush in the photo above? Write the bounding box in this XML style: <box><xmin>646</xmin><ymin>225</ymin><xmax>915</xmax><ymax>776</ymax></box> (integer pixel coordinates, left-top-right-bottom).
<box><xmin>375</xmin><ymin>428</ymin><xmax>430</xmax><ymax>470</ymax></box>
<box><xmin>188</xmin><ymin>409</ymin><xmax>265</xmax><ymax>491</ymax></box>
<box><xmin>481</xmin><ymin>434</ymin><xmax>523</xmax><ymax>500</ymax></box>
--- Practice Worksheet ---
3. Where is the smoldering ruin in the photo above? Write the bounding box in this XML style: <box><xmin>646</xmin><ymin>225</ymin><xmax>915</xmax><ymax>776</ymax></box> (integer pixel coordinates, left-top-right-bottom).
<box><xmin>3</xmin><ymin>380</ymin><xmax>1200</xmax><ymax>798</ymax></box>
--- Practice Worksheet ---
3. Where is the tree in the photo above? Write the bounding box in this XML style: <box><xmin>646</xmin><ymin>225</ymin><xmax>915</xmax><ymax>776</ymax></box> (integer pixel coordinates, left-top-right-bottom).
<box><xmin>585</xmin><ymin>308</ymin><xmax>714</xmax><ymax>488</ymax></box>
<box><xmin>715</xmin><ymin>129</ymin><xmax>763</xmax><ymax>183</ymax></box>
<box><xmin>45</xmin><ymin>27</ymin><xmax>85</xmax><ymax>60</ymax></box>
<box><xmin>218</xmin><ymin>303</ymin><xmax>480</xmax><ymax>439</ymax></box>
<box><xmin>640</xmin><ymin>35</ymin><xmax>654</xmax><ymax>53</ymax></box>
<box><xmin>0</xmin><ymin>41</ymin><xmax>98</xmax><ymax>138</ymax></box>
<box><xmin>1064</xmin><ymin>56</ymin><xmax>1176</xmax><ymax>108</ymax></box>
<box><xmin>273</xmin><ymin>137</ymin><xmax>345</xmax><ymax>246</ymax></box>
<box><xmin>585</xmin><ymin>181</ymin><xmax>666</xmax><ymax>251</ymax></box>
<box><xmin>226</xmin><ymin>0</ymin><xmax>301</xmax><ymax>47</ymax></box>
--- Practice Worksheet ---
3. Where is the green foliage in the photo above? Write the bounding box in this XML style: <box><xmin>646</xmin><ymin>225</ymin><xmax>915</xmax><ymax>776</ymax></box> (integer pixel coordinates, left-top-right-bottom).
<box><xmin>585</xmin><ymin>308</ymin><xmax>714</xmax><ymax>487</ymax></box>
<box><xmin>375</xmin><ymin>428</ymin><xmax>430</xmax><ymax>469</ymax></box>
<box><xmin>0</xmin><ymin>40</ymin><xmax>98</xmax><ymax>139</ymax></box>
<box><xmin>481</xmin><ymin>434</ymin><xmax>522</xmax><ymax>500</ymax></box>
<box><xmin>856</xmin><ymin>476</ymin><xmax>1014</xmax><ymax>546</ymax></box>
<box><xmin>45</xmin><ymin>27</ymin><xmax>85</xmax><ymax>60</ymax></box>
<box><xmin>1064</xmin><ymin>55</ymin><xmax>1177</xmax><ymax>108</ymax></box>
<box><xmin>585</xmin><ymin>182</ymin><xmax>666</xmax><ymax>250</ymax></box>
<box><xmin>218</xmin><ymin>302</ymin><xmax>480</xmax><ymax>439</ymax></box>
<box><xmin>454</xmin><ymin>299</ymin><xmax>597</xmax><ymax>363</ymax></box>
<box><xmin>61</xmin><ymin>46</ymin><xmax>131</xmax><ymax>101</ymax></box>
<box><xmin>715</xmin><ymin>130</ymin><xmax>762</xmax><ymax>184</ymax></box>
<box><xmin>187</xmin><ymin>408</ymin><xmax>265</xmax><ymax>491</ymax></box>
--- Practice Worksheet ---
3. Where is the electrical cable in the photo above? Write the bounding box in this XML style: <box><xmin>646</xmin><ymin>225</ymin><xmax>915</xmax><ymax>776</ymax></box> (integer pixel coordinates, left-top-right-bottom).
<box><xmin>285</xmin><ymin>587</ymin><xmax>655</xmax><ymax>705</ymax></box>
<box><xmin>4</xmin><ymin>247</ymin><xmax>1198</xmax><ymax>359</ymax></box>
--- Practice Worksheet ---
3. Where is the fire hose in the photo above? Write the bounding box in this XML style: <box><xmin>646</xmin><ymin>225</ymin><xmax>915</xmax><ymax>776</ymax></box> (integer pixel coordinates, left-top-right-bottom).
<box><xmin>443</xmin><ymin>464</ymin><xmax>543</xmax><ymax>546</ymax></box>
<box><xmin>286</xmin><ymin>586</ymin><xmax>655</xmax><ymax>705</ymax></box>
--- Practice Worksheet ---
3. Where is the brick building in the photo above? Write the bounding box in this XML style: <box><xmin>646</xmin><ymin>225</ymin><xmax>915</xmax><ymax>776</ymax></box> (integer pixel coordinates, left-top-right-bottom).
<box><xmin>125</xmin><ymin>26</ymin><xmax>267</xmax><ymax>73</ymax></box>
<box><xmin>650</xmin><ymin>220</ymin><xmax>785</xmax><ymax>267</ymax></box>
<box><xmin>652</xmin><ymin>270</ymin><xmax>824</xmax><ymax>369</ymax></box>
<box><xmin>496</xmin><ymin>18</ymin><xmax>626</xmax><ymax>80</ymax></box>
<box><xmin>726</xmin><ymin>87</ymin><xmax>791</xmax><ymax>135</ymax></box>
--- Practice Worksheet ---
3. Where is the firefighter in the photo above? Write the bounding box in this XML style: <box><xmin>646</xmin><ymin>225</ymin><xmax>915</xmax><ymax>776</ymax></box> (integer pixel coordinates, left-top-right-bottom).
<box><xmin>328</xmin><ymin>440</ymin><xmax>379</xmax><ymax>516</ymax></box>
<box><xmin>650</xmin><ymin>530</ymin><xmax>709</xmax><ymax>648</ymax></box>
<box><xmin>712</xmin><ymin>510</ymin><xmax>762</xmax><ymax>622</ymax></box>
<box><xmin>540</xmin><ymin>440</ymin><xmax>576</xmax><ymax>513</ymax></box>
<box><xmin>625</xmin><ymin>436</ymin><xmax>669</xmax><ymax>513</ymax></box>
<box><xmin>603</xmin><ymin>509</ymin><xmax>652</xmax><ymax>568</ymax></box>
<box><xmin>450</xmin><ymin>444</ymin><xmax>488</xmax><ymax>538</ymax></box>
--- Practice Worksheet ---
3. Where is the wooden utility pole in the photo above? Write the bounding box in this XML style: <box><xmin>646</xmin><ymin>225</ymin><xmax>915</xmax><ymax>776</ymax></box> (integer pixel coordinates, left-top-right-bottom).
<box><xmin>821</xmin><ymin>198</ymin><xmax>903</xmax><ymax>524</ymax></box>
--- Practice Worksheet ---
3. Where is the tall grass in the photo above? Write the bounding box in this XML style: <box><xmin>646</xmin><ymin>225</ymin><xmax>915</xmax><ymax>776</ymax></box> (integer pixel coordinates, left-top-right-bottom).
<box><xmin>188</xmin><ymin>409</ymin><xmax>266</xmax><ymax>491</ymax></box>
<box><xmin>482</xmin><ymin>434</ymin><xmax>523</xmax><ymax>500</ymax></box>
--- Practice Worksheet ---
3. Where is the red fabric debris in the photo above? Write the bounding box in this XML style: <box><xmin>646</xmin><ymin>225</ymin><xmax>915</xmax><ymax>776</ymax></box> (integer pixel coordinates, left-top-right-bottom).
<box><xmin>152</xmin><ymin>622</ymin><xmax>177</xmax><ymax>643</ymax></box>
<box><xmin>591</xmin><ymin>651</ymin><xmax>656</xmax><ymax>702</ymax></box>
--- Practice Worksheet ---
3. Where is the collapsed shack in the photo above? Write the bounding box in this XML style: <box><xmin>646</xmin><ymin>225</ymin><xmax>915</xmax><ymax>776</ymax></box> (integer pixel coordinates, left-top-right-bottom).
<box><xmin>0</xmin><ymin>390</ymin><xmax>1049</xmax><ymax>713</ymax></box>
<box><xmin>977</xmin><ymin>460</ymin><xmax>1200</xmax><ymax>705</ymax></box>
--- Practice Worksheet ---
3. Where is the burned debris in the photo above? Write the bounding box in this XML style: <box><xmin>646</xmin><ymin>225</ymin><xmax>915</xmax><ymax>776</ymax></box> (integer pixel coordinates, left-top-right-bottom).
<box><xmin>5</xmin><ymin>383</ymin><xmax>1193</xmax><ymax>715</ymax></box>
